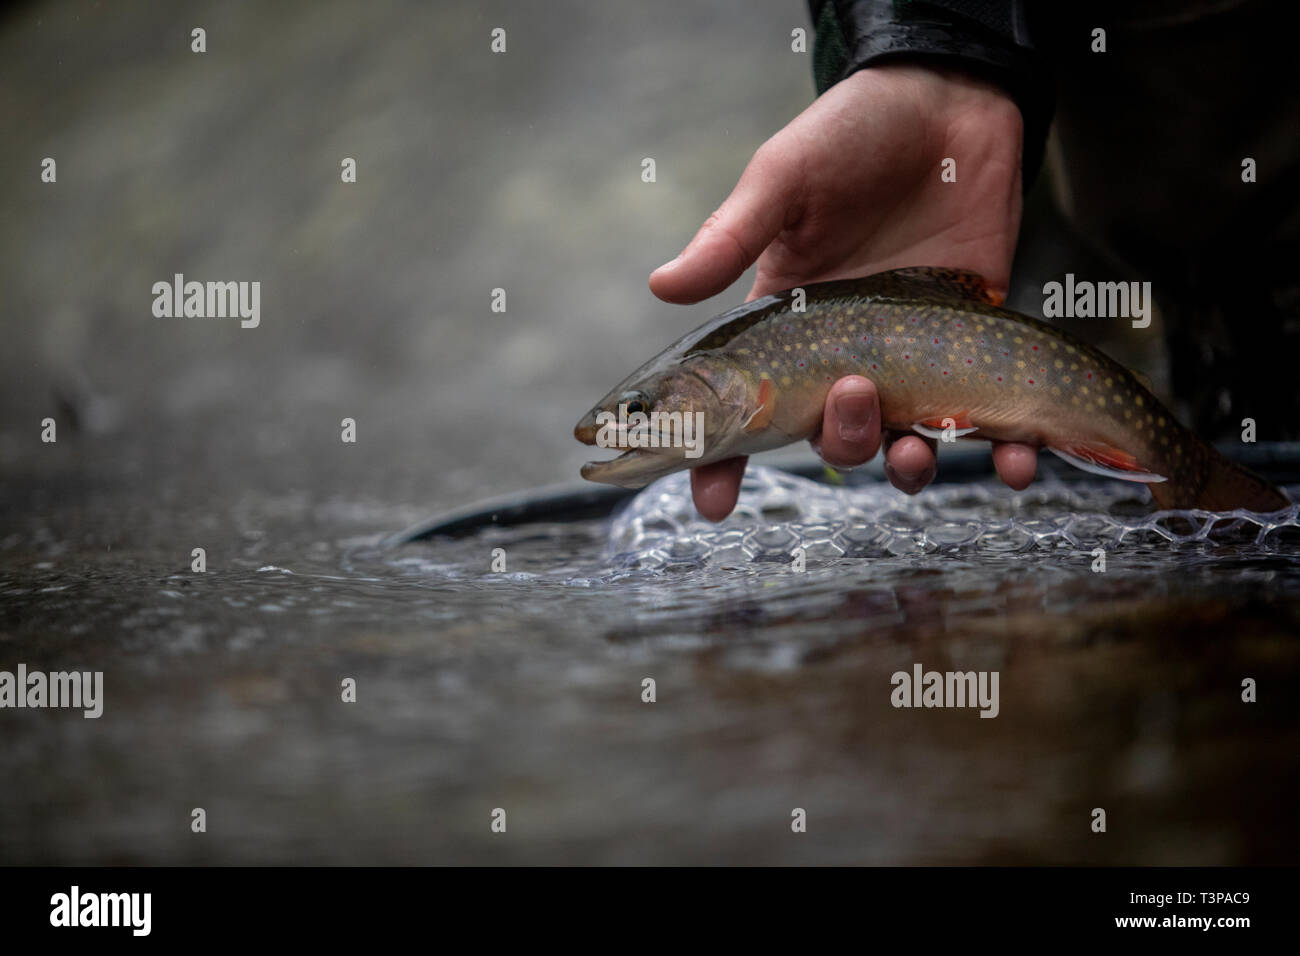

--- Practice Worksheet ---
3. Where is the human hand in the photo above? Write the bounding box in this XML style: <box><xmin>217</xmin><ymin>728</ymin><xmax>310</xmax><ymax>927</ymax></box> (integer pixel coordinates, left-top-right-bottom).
<box><xmin>648</xmin><ymin>64</ymin><xmax>1036</xmax><ymax>520</ymax></box>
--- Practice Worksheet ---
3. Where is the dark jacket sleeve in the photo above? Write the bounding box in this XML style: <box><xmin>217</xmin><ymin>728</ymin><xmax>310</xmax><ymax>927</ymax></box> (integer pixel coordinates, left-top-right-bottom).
<box><xmin>807</xmin><ymin>0</ymin><xmax>1053</xmax><ymax>189</ymax></box>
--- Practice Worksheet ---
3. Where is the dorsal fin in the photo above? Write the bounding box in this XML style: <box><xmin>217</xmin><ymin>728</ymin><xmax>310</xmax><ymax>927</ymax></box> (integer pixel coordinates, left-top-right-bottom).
<box><xmin>881</xmin><ymin>267</ymin><xmax>1005</xmax><ymax>307</ymax></box>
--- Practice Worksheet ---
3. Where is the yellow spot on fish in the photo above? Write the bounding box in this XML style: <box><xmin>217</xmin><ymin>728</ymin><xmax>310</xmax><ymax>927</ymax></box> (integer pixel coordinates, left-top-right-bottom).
<box><xmin>770</xmin><ymin>360</ymin><xmax>779</xmax><ymax>369</ymax></box>
<box><xmin>1055</xmin><ymin>359</ymin><xmax>1064</xmax><ymax>369</ymax></box>
<box><xmin>1016</xmin><ymin>360</ymin><xmax>1025</xmax><ymax>369</ymax></box>
<box><xmin>1014</xmin><ymin>336</ymin><xmax>1024</xmax><ymax>344</ymax></box>
<box><xmin>895</xmin><ymin>325</ymin><xmax>905</xmax><ymax>332</ymax></box>
<box><xmin>1135</xmin><ymin>396</ymin><xmax>1144</xmax><ymax>407</ymax></box>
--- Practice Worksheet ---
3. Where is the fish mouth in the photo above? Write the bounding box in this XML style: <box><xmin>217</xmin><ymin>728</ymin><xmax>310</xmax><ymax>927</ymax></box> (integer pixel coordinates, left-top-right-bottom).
<box><xmin>579</xmin><ymin>448</ymin><xmax>674</xmax><ymax>488</ymax></box>
<box><xmin>576</xmin><ymin>411</ymin><xmax>670</xmax><ymax>487</ymax></box>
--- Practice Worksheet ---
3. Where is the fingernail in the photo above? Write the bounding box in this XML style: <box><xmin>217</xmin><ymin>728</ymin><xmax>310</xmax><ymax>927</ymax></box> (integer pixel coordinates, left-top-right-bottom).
<box><xmin>835</xmin><ymin>391</ymin><xmax>874</xmax><ymax>443</ymax></box>
<box><xmin>653</xmin><ymin>254</ymin><xmax>683</xmax><ymax>274</ymax></box>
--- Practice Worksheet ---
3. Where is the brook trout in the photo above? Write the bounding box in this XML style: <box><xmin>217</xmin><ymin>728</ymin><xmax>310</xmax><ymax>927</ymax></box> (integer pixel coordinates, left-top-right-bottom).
<box><xmin>574</xmin><ymin>267</ymin><xmax>1288</xmax><ymax>512</ymax></box>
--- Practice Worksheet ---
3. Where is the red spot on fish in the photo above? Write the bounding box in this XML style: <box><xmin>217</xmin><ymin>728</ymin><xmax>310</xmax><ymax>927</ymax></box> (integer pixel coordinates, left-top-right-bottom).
<box><xmin>797</xmin><ymin>361</ymin><xmax>805</xmax><ymax>368</ymax></box>
<box><xmin>942</xmin><ymin>371</ymin><xmax>949</xmax><ymax>376</ymax></box>
<box><xmin>861</xmin><ymin>335</ymin><xmax>868</xmax><ymax>342</ymax></box>
<box><xmin>1028</xmin><ymin>379</ymin><xmax>1035</xmax><ymax>385</ymax></box>
<box><xmin>1032</xmin><ymin>345</ymin><xmax>1039</xmax><ymax>351</ymax></box>
<box><xmin>933</xmin><ymin>338</ymin><xmax>940</xmax><ymax>344</ymax></box>
<box><xmin>965</xmin><ymin>359</ymin><xmax>973</xmax><ymax>365</ymax></box>
<box><xmin>871</xmin><ymin>363</ymin><xmax>878</xmax><ymax>370</ymax></box>
<box><xmin>834</xmin><ymin>346</ymin><xmax>841</xmax><ymax>353</ymax></box>
<box><xmin>957</xmin><ymin>322</ymin><xmax>964</xmax><ymax>329</ymax></box>
<box><xmin>1087</xmin><ymin>373</ymin><xmax>1093</xmax><ymax>380</ymax></box>
<box><xmin>996</xmin><ymin>376</ymin><xmax>1002</xmax><ymax>382</ymax></box>
<box><xmin>904</xmin><ymin>353</ymin><xmax>910</xmax><ymax>360</ymax></box>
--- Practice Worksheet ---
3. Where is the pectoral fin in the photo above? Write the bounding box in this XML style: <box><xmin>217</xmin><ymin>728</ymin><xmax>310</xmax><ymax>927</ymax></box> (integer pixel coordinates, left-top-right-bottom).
<box><xmin>743</xmin><ymin>378</ymin><xmax>775</xmax><ymax>432</ymax></box>
<box><xmin>912</xmin><ymin>414</ymin><xmax>978</xmax><ymax>441</ymax></box>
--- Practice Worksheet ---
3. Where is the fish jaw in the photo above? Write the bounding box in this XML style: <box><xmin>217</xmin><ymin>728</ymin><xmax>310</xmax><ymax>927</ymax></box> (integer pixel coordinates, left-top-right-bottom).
<box><xmin>579</xmin><ymin>447</ymin><xmax>692</xmax><ymax>488</ymax></box>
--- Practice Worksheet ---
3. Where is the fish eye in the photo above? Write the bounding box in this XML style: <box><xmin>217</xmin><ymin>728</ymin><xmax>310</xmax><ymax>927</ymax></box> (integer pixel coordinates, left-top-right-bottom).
<box><xmin>619</xmin><ymin>391</ymin><xmax>651</xmax><ymax>416</ymax></box>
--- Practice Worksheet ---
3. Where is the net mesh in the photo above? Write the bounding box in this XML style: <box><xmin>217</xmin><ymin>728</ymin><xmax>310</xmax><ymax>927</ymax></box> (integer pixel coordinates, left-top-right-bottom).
<box><xmin>608</xmin><ymin>466</ymin><xmax>1300</xmax><ymax>569</ymax></box>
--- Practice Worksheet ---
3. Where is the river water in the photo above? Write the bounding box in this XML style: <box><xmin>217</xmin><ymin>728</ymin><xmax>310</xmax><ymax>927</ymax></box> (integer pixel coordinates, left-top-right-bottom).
<box><xmin>4</xmin><ymin>437</ymin><xmax>1298</xmax><ymax>864</ymax></box>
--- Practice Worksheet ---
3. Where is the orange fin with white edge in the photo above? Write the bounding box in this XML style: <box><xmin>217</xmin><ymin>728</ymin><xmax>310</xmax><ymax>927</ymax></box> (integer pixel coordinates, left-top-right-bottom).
<box><xmin>912</xmin><ymin>413</ymin><xmax>978</xmax><ymax>441</ymax></box>
<box><xmin>743</xmin><ymin>378</ymin><xmax>775</xmax><ymax>432</ymax></box>
<box><xmin>1048</xmin><ymin>442</ymin><xmax>1167</xmax><ymax>483</ymax></box>
<box><xmin>885</xmin><ymin>267</ymin><xmax>1006</xmax><ymax>307</ymax></box>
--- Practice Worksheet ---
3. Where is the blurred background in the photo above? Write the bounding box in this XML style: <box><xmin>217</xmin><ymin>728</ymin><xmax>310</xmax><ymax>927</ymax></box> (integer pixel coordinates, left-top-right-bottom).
<box><xmin>0</xmin><ymin>0</ymin><xmax>816</xmax><ymax>508</ymax></box>
<box><xmin>1</xmin><ymin>0</ymin><xmax>1296</xmax><ymax>865</ymax></box>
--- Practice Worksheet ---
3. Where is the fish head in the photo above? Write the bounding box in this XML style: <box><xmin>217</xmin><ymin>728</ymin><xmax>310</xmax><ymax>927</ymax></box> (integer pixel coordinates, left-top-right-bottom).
<box><xmin>574</xmin><ymin>353</ymin><xmax>758</xmax><ymax>487</ymax></box>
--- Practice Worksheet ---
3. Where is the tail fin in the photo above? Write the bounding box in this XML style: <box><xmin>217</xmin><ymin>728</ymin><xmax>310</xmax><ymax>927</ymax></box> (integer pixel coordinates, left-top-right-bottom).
<box><xmin>1148</xmin><ymin>444</ymin><xmax>1290</xmax><ymax>513</ymax></box>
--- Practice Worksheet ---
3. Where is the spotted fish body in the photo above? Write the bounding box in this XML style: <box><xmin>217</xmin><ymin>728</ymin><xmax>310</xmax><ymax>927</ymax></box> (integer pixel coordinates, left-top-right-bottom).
<box><xmin>575</xmin><ymin>267</ymin><xmax>1288</xmax><ymax>513</ymax></box>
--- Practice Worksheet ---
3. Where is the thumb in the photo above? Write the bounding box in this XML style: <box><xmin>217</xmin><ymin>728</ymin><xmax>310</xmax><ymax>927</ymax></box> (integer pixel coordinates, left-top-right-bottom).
<box><xmin>648</xmin><ymin>151</ymin><xmax>792</xmax><ymax>304</ymax></box>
